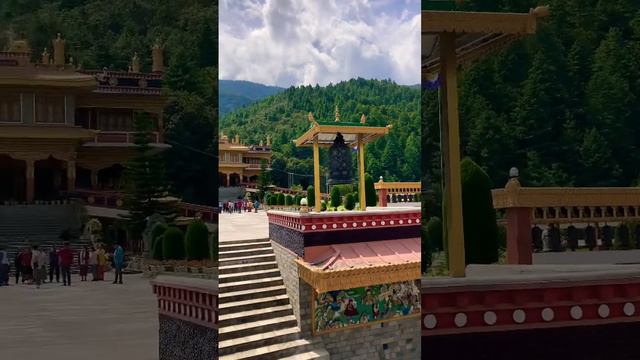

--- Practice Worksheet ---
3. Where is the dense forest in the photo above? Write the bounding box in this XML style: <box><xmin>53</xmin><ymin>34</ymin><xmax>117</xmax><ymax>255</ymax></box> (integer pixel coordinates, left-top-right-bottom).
<box><xmin>221</xmin><ymin>79</ymin><xmax>421</xmax><ymax>188</ymax></box>
<box><xmin>0</xmin><ymin>0</ymin><xmax>218</xmax><ymax>205</ymax></box>
<box><xmin>424</xmin><ymin>0</ymin><xmax>640</xmax><ymax>205</ymax></box>
<box><xmin>219</xmin><ymin>80</ymin><xmax>284</xmax><ymax>116</ymax></box>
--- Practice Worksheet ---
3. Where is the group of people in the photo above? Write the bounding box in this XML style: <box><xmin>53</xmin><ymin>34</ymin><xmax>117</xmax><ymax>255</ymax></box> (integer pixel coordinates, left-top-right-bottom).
<box><xmin>0</xmin><ymin>242</ymin><xmax>126</xmax><ymax>288</ymax></box>
<box><xmin>220</xmin><ymin>198</ymin><xmax>260</xmax><ymax>214</ymax></box>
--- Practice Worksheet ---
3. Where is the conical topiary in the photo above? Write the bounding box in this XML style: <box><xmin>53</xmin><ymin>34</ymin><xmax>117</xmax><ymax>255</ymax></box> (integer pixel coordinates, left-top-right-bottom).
<box><xmin>162</xmin><ymin>227</ymin><xmax>185</xmax><ymax>260</ymax></box>
<box><xmin>185</xmin><ymin>219</ymin><xmax>210</xmax><ymax>260</ymax></box>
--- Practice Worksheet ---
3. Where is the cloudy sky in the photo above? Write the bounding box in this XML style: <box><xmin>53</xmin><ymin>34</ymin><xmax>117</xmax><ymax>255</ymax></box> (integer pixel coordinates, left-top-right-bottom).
<box><xmin>220</xmin><ymin>0</ymin><xmax>421</xmax><ymax>87</ymax></box>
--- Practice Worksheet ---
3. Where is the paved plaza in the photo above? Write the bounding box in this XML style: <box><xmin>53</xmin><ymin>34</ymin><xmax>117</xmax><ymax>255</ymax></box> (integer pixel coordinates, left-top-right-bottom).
<box><xmin>219</xmin><ymin>211</ymin><xmax>269</xmax><ymax>242</ymax></box>
<box><xmin>0</xmin><ymin>273</ymin><xmax>158</xmax><ymax>360</ymax></box>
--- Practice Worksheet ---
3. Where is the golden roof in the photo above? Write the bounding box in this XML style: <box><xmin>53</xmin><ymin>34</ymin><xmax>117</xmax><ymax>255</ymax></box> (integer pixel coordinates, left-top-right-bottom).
<box><xmin>294</xmin><ymin>121</ymin><xmax>392</xmax><ymax>148</ymax></box>
<box><xmin>422</xmin><ymin>6</ymin><xmax>549</xmax><ymax>78</ymax></box>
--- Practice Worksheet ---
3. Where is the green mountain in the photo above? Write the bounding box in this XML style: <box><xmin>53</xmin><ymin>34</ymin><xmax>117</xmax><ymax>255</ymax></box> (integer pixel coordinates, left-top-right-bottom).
<box><xmin>0</xmin><ymin>0</ymin><xmax>218</xmax><ymax>205</ymax></box>
<box><xmin>221</xmin><ymin>78</ymin><xmax>421</xmax><ymax>188</ymax></box>
<box><xmin>219</xmin><ymin>80</ymin><xmax>284</xmax><ymax>116</ymax></box>
<box><xmin>424</xmin><ymin>0</ymin><xmax>640</xmax><ymax>196</ymax></box>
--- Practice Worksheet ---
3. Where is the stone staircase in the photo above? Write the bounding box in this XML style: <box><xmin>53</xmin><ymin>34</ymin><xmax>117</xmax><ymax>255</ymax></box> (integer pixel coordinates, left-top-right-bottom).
<box><xmin>218</xmin><ymin>237</ymin><xmax>329</xmax><ymax>360</ymax></box>
<box><xmin>0</xmin><ymin>204</ymin><xmax>90</xmax><ymax>273</ymax></box>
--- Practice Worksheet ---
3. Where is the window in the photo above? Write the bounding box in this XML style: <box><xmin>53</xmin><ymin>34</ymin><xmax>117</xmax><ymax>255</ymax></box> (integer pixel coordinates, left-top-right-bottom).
<box><xmin>35</xmin><ymin>95</ymin><xmax>65</xmax><ymax>123</ymax></box>
<box><xmin>0</xmin><ymin>93</ymin><xmax>20</xmax><ymax>122</ymax></box>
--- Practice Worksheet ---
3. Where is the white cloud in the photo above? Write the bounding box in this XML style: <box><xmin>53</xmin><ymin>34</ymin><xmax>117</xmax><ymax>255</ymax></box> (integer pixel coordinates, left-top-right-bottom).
<box><xmin>220</xmin><ymin>0</ymin><xmax>420</xmax><ymax>87</ymax></box>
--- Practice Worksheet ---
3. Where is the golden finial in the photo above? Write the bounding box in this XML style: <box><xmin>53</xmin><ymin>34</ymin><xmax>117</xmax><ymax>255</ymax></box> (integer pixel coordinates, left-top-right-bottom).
<box><xmin>335</xmin><ymin>105</ymin><xmax>340</xmax><ymax>122</ymax></box>
<box><xmin>53</xmin><ymin>33</ymin><xmax>65</xmax><ymax>66</ymax></box>
<box><xmin>41</xmin><ymin>48</ymin><xmax>50</xmax><ymax>65</ymax></box>
<box><xmin>131</xmin><ymin>52</ymin><xmax>140</xmax><ymax>73</ymax></box>
<box><xmin>308</xmin><ymin>112</ymin><xmax>318</xmax><ymax>126</ymax></box>
<box><xmin>360</xmin><ymin>114</ymin><xmax>366</xmax><ymax>124</ymax></box>
<box><xmin>152</xmin><ymin>39</ymin><xmax>164</xmax><ymax>73</ymax></box>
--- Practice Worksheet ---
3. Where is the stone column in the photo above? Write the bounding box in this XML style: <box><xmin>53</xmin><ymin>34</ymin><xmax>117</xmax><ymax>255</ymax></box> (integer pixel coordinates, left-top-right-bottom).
<box><xmin>506</xmin><ymin>207</ymin><xmax>533</xmax><ymax>265</ymax></box>
<box><xmin>67</xmin><ymin>160</ymin><xmax>76</xmax><ymax>192</ymax></box>
<box><xmin>25</xmin><ymin>159</ymin><xmax>35</xmax><ymax>202</ymax></box>
<box><xmin>377</xmin><ymin>177</ymin><xmax>388</xmax><ymax>207</ymax></box>
<box><xmin>225</xmin><ymin>174</ymin><xmax>230</xmax><ymax>188</ymax></box>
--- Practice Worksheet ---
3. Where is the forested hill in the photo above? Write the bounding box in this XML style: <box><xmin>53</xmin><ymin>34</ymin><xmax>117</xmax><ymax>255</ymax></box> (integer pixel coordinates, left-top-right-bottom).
<box><xmin>221</xmin><ymin>78</ymin><xmax>421</xmax><ymax>187</ymax></box>
<box><xmin>0</xmin><ymin>0</ymin><xmax>218</xmax><ymax>205</ymax></box>
<box><xmin>219</xmin><ymin>80</ymin><xmax>284</xmax><ymax>116</ymax></box>
<box><xmin>424</xmin><ymin>0</ymin><xmax>640</xmax><ymax>192</ymax></box>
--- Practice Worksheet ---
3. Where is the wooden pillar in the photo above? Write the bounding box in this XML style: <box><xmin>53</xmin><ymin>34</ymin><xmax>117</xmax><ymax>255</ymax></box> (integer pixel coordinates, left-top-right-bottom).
<box><xmin>440</xmin><ymin>32</ymin><xmax>466</xmax><ymax>277</ymax></box>
<box><xmin>91</xmin><ymin>169</ymin><xmax>98</xmax><ymax>189</ymax></box>
<box><xmin>506</xmin><ymin>207</ymin><xmax>533</xmax><ymax>264</ymax></box>
<box><xmin>358</xmin><ymin>134</ymin><xmax>366</xmax><ymax>210</ymax></box>
<box><xmin>67</xmin><ymin>160</ymin><xmax>76</xmax><ymax>192</ymax></box>
<box><xmin>313</xmin><ymin>136</ymin><xmax>321</xmax><ymax>212</ymax></box>
<box><xmin>25</xmin><ymin>159</ymin><xmax>35</xmax><ymax>203</ymax></box>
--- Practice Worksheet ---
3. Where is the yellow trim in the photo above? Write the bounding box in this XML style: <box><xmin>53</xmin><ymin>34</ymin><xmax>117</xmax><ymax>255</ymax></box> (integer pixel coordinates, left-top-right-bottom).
<box><xmin>294</xmin><ymin>124</ymin><xmax>391</xmax><ymax>147</ymax></box>
<box><xmin>358</xmin><ymin>134</ymin><xmax>366</xmax><ymax>210</ymax></box>
<box><xmin>297</xmin><ymin>260</ymin><xmax>420</xmax><ymax>293</ymax></box>
<box><xmin>423</xmin><ymin>7</ymin><xmax>549</xmax><ymax>35</ymax></box>
<box><xmin>313</xmin><ymin>137</ymin><xmax>321</xmax><ymax>212</ymax></box>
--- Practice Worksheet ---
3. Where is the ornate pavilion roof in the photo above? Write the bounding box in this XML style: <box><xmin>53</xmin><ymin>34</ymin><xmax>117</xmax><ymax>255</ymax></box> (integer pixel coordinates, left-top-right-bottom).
<box><xmin>294</xmin><ymin>113</ymin><xmax>392</xmax><ymax>148</ymax></box>
<box><xmin>422</xmin><ymin>6</ymin><xmax>549</xmax><ymax>80</ymax></box>
<box><xmin>297</xmin><ymin>238</ymin><xmax>421</xmax><ymax>292</ymax></box>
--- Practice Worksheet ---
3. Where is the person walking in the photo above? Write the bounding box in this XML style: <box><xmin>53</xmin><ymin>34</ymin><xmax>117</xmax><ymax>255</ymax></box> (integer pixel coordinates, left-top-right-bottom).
<box><xmin>96</xmin><ymin>245</ymin><xmax>106</xmax><ymax>281</ymax></box>
<box><xmin>14</xmin><ymin>249</ymin><xmax>22</xmax><ymax>284</ymax></box>
<box><xmin>48</xmin><ymin>245</ymin><xmax>60</xmax><ymax>283</ymax></box>
<box><xmin>89</xmin><ymin>246</ymin><xmax>98</xmax><ymax>281</ymax></box>
<box><xmin>78</xmin><ymin>246</ymin><xmax>89</xmax><ymax>281</ymax></box>
<box><xmin>21</xmin><ymin>248</ymin><xmax>32</xmax><ymax>284</ymax></box>
<box><xmin>30</xmin><ymin>245</ymin><xmax>46</xmax><ymax>289</ymax></box>
<box><xmin>0</xmin><ymin>246</ymin><xmax>9</xmax><ymax>286</ymax></box>
<box><xmin>112</xmin><ymin>243</ymin><xmax>124</xmax><ymax>285</ymax></box>
<box><xmin>58</xmin><ymin>242</ymin><xmax>73</xmax><ymax>286</ymax></box>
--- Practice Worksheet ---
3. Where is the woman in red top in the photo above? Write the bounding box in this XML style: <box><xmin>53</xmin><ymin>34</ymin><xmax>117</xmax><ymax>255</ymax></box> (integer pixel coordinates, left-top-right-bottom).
<box><xmin>20</xmin><ymin>249</ymin><xmax>32</xmax><ymax>284</ymax></box>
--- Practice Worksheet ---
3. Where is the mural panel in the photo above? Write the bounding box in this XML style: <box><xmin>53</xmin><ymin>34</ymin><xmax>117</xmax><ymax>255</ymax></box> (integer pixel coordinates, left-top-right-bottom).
<box><xmin>313</xmin><ymin>280</ymin><xmax>421</xmax><ymax>333</ymax></box>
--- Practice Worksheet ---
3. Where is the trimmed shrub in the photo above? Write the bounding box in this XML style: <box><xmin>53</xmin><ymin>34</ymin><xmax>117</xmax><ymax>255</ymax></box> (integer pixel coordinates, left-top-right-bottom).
<box><xmin>150</xmin><ymin>223</ymin><xmax>167</xmax><ymax>260</ymax></box>
<box><xmin>321</xmin><ymin>200</ymin><xmax>327</xmax><ymax>212</ymax></box>
<box><xmin>330</xmin><ymin>186</ymin><xmax>342</xmax><ymax>209</ymax></box>
<box><xmin>425</xmin><ymin>216</ymin><xmax>443</xmax><ymax>251</ymax></box>
<box><xmin>307</xmin><ymin>185</ymin><xmax>315</xmax><ymax>207</ymax></box>
<box><xmin>285</xmin><ymin>194</ymin><xmax>293</xmax><ymax>206</ymax></box>
<box><xmin>152</xmin><ymin>235</ymin><xmax>164</xmax><ymax>260</ymax></box>
<box><xmin>334</xmin><ymin>184</ymin><xmax>354</xmax><ymax>197</ymax></box>
<box><xmin>162</xmin><ymin>227</ymin><xmax>186</xmax><ymax>260</ymax></box>
<box><xmin>295</xmin><ymin>194</ymin><xmax>302</xmax><ymax>206</ymax></box>
<box><xmin>365</xmin><ymin>173</ymin><xmax>377</xmax><ymax>206</ymax></box>
<box><xmin>461</xmin><ymin>158</ymin><xmax>499</xmax><ymax>264</ymax></box>
<box><xmin>277</xmin><ymin>193</ymin><xmax>285</xmax><ymax>206</ymax></box>
<box><xmin>344</xmin><ymin>193</ymin><xmax>356</xmax><ymax>210</ymax></box>
<box><xmin>210</xmin><ymin>228</ymin><xmax>218</xmax><ymax>261</ymax></box>
<box><xmin>185</xmin><ymin>219</ymin><xmax>210</xmax><ymax>260</ymax></box>
<box><xmin>615</xmin><ymin>223</ymin><xmax>631</xmax><ymax>250</ymax></box>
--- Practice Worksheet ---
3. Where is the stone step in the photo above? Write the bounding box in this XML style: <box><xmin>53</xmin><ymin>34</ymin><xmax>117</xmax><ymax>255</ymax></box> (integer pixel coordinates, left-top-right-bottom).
<box><xmin>220</xmin><ymin>315</ymin><xmax>298</xmax><ymax>340</ymax></box>
<box><xmin>218</xmin><ymin>253</ymin><xmax>276</xmax><ymax>266</ymax></box>
<box><xmin>219</xmin><ymin>241</ymin><xmax>272</xmax><ymax>251</ymax></box>
<box><xmin>219</xmin><ymin>276</ymin><xmax>284</xmax><ymax>293</ymax></box>
<box><xmin>279</xmin><ymin>349</ymin><xmax>331</xmax><ymax>360</ymax></box>
<box><xmin>219</xmin><ymin>304</ymin><xmax>293</xmax><ymax>327</ymax></box>
<box><xmin>219</xmin><ymin>285</ymin><xmax>287</xmax><ymax>303</ymax></box>
<box><xmin>219</xmin><ymin>247</ymin><xmax>274</xmax><ymax>259</ymax></box>
<box><xmin>219</xmin><ymin>338</ymin><xmax>320</xmax><ymax>360</ymax></box>
<box><xmin>218</xmin><ymin>326</ymin><xmax>302</xmax><ymax>356</ymax></box>
<box><xmin>219</xmin><ymin>261</ymin><xmax>279</xmax><ymax>275</ymax></box>
<box><xmin>218</xmin><ymin>268</ymin><xmax>282</xmax><ymax>283</ymax></box>
<box><xmin>219</xmin><ymin>294</ymin><xmax>290</xmax><ymax>313</ymax></box>
<box><xmin>219</xmin><ymin>237</ymin><xmax>270</xmax><ymax>245</ymax></box>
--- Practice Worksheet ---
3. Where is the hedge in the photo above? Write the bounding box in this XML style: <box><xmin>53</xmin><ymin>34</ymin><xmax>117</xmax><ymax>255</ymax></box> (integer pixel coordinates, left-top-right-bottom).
<box><xmin>162</xmin><ymin>227</ymin><xmax>185</xmax><ymax>260</ymax></box>
<box><xmin>185</xmin><ymin>219</ymin><xmax>210</xmax><ymax>260</ymax></box>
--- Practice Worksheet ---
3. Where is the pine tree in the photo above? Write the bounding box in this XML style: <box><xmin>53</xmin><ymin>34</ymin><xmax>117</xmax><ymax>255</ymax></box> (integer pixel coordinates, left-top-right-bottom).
<box><xmin>257</xmin><ymin>159</ymin><xmax>271</xmax><ymax>202</ymax></box>
<box><xmin>121</xmin><ymin>113</ymin><xmax>177</xmax><ymax>242</ymax></box>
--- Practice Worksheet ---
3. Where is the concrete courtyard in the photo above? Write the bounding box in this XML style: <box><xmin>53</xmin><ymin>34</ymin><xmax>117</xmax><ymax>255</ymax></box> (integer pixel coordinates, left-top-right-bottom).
<box><xmin>0</xmin><ymin>273</ymin><xmax>158</xmax><ymax>360</ymax></box>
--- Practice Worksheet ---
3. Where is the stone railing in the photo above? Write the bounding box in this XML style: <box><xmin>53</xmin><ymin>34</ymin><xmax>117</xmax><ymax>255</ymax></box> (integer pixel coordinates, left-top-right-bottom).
<box><xmin>375</xmin><ymin>178</ymin><xmax>421</xmax><ymax>206</ymax></box>
<box><xmin>422</xmin><ymin>265</ymin><xmax>640</xmax><ymax>336</ymax></box>
<box><xmin>151</xmin><ymin>276</ymin><xmax>218</xmax><ymax>360</ymax></box>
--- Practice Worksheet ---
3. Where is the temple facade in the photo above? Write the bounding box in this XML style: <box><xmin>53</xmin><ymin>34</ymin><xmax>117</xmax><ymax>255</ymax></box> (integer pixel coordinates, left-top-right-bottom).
<box><xmin>0</xmin><ymin>35</ymin><xmax>168</xmax><ymax>203</ymax></box>
<box><xmin>218</xmin><ymin>132</ymin><xmax>271</xmax><ymax>187</ymax></box>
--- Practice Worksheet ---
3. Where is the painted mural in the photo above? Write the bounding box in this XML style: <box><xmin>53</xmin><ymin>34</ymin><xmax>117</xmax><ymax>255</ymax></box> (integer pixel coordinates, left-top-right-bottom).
<box><xmin>313</xmin><ymin>280</ymin><xmax>421</xmax><ymax>333</ymax></box>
